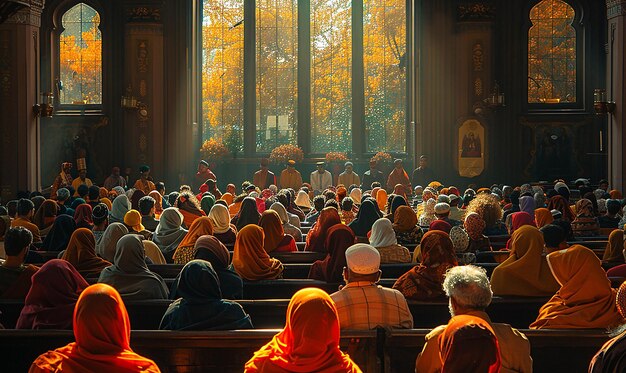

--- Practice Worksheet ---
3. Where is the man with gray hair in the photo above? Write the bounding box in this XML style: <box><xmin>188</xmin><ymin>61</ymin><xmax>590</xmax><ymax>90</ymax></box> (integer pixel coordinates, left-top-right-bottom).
<box><xmin>415</xmin><ymin>265</ymin><xmax>532</xmax><ymax>373</ymax></box>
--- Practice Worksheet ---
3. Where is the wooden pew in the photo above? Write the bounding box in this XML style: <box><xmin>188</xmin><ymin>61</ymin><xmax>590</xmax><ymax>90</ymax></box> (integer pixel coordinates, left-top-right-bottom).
<box><xmin>0</xmin><ymin>329</ymin><xmax>379</xmax><ymax>373</ymax></box>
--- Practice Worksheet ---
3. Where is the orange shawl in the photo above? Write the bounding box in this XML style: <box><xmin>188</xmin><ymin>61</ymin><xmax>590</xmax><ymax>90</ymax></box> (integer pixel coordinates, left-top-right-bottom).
<box><xmin>602</xmin><ymin>229</ymin><xmax>625</xmax><ymax>263</ymax></box>
<box><xmin>259</xmin><ymin>210</ymin><xmax>285</xmax><ymax>253</ymax></box>
<box><xmin>29</xmin><ymin>284</ymin><xmax>160</xmax><ymax>373</ymax></box>
<box><xmin>245</xmin><ymin>288</ymin><xmax>361</xmax><ymax>373</ymax></box>
<box><xmin>534</xmin><ymin>208</ymin><xmax>554</xmax><ymax>228</ymax></box>
<box><xmin>491</xmin><ymin>225</ymin><xmax>559</xmax><ymax>297</ymax></box>
<box><xmin>439</xmin><ymin>315</ymin><xmax>501</xmax><ymax>373</ymax></box>
<box><xmin>531</xmin><ymin>245</ymin><xmax>623</xmax><ymax>329</ymax></box>
<box><xmin>61</xmin><ymin>228</ymin><xmax>111</xmax><ymax>278</ymax></box>
<box><xmin>376</xmin><ymin>189</ymin><xmax>388</xmax><ymax>211</ymax></box>
<box><xmin>222</xmin><ymin>192</ymin><xmax>234</xmax><ymax>206</ymax></box>
<box><xmin>177</xmin><ymin>216</ymin><xmax>214</xmax><ymax>249</ymax></box>
<box><xmin>233</xmin><ymin>225</ymin><xmax>283</xmax><ymax>281</ymax></box>
<box><xmin>148</xmin><ymin>191</ymin><xmax>163</xmax><ymax>216</ymax></box>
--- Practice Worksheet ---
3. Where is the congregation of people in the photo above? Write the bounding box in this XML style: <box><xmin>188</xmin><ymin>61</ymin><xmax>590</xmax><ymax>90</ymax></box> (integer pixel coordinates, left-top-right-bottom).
<box><xmin>2</xmin><ymin>155</ymin><xmax>626</xmax><ymax>372</ymax></box>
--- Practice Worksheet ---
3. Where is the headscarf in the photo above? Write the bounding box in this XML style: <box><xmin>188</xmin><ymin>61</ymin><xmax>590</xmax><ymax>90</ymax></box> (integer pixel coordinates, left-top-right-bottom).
<box><xmin>369</xmin><ymin>218</ymin><xmax>398</xmax><ymax>248</ymax></box>
<box><xmin>429</xmin><ymin>220</ymin><xmax>452</xmax><ymax>234</ymax></box>
<box><xmin>151</xmin><ymin>207</ymin><xmax>188</xmax><ymax>260</ymax></box>
<box><xmin>576</xmin><ymin>198</ymin><xmax>594</xmax><ymax>217</ymax></box>
<box><xmin>99</xmin><ymin>187</ymin><xmax>109</xmax><ymax>199</ymax></box>
<box><xmin>41</xmin><ymin>214</ymin><xmax>76</xmax><ymax>252</ymax></box>
<box><xmin>259</xmin><ymin>210</ymin><xmax>287</xmax><ymax>253</ymax></box>
<box><xmin>439</xmin><ymin>315</ymin><xmax>501</xmax><ymax>373</ymax></box>
<box><xmin>100</xmin><ymin>197</ymin><xmax>112</xmax><ymax>211</ymax></box>
<box><xmin>449</xmin><ymin>226</ymin><xmax>469</xmax><ymax>253</ymax></box>
<box><xmin>95</xmin><ymin>223</ymin><xmax>129</xmax><ymax>262</ymax></box>
<box><xmin>73</xmin><ymin>204</ymin><xmax>94</xmax><ymax>229</ymax></box>
<box><xmin>610</xmin><ymin>190</ymin><xmax>623</xmax><ymax>200</ymax></box>
<box><xmin>393</xmin><ymin>184</ymin><xmax>407</xmax><ymax>200</ymax></box>
<box><xmin>172</xmin><ymin>216</ymin><xmax>215</xmax><ymax>264</ymax></box>
<box><xmin>393</xmin><ymin>205</ymin><xmax>418</xmax><ymax>233</ymax></box>
<box><xmin>547</xmin><ymin>195</ymin><xmax>575</xmax><ymax>222</ymax></box>
<box><xmin>464</xmin><ymin>212</ymin><xmax>486</xmax><ymax>241</ymax></box>
<box><xmin>61</xmin><ymin>228</ymin><xmax>112</xmax><ymax>278</ymax></box>
<box><xmin>112</xmin><ymin>186</ymin><xmax>126</xmax><ymax>197</ymax></box>
<box><xmin>348</xmin><ymin>199</ymin><xmax>382</xmax><ymax>237</ymax></box>
<box><xmin>520</xmin><ymin>195</ymin><xmax>535</xmax><ymax>215</ymax></box>
<box><xmin>349</xmin><ymin>188</ymin><xmax>362</xmax><ymax>205</ymax></box>
<box><xmin>308</xmin><ymin>225</ymin><xmax>355</xmax><ymax>283</ymax></box>
<box><xmin>510</xmin><ymin>212</ymin><xmax>536</xmax><ymax>233</ymax></box>
<box><xmin>233</xmin><ymin>224</ymin><xmax>283</xmax><ymax>281</ymax></box>
<box><xmin>160</xmin><ymin>260</ymin><xmax>252</xmax><ymax>331</ymax></box>
<box><xmin>306</xmin><ymin>207</ymin><xmax>342</xmax><ymax>252</ymax></box>
<box><xmin>221</xmin><ymin>192</ymin><xmax>234</xmax><ymax>206</ymax></box>
<box><xmin>28</xmin><ymin>284</ymin><xmax>160</xmax><ymax>372</ymax></box>
<box><xmin>531</xmin><ymin>245</ymin><xmax>623</xmax><ymax>329</ymax></box>
<box><xmin>194</xmin><ymin>235</ymin><xmax>243</xmax><ymax>299</ymax></box>
<box><xmin>393</xmin><ymin>230</ymin><xmax>458</xmax><ymax>300</ymax></box>
<box><xmin>208</xmin><ymin>203</ymin><xmax>233</xmax><ymax>235</ymax></box>
<box><xmin>534</xmin><ymin>192</ymin><xmax>546</xmax><ymax>209</ymax></box>
<box><xmin>201</xmin><ymin>194</ymin><xmax>216</xmax><ymax>215</ymax></box>
<box><xmin>534</xmin><ymin>208</ymin><xmax>554</xmax><ymax>228</ymax></box>
<box><xmin>491</xmin><ymin>225</ymin><xmax>559</xmax><ymax>297</ymax></box>
<box><xmin>244</xmin><ymin>288</ymin><xmax>361</xmax><ymax>373</ymax></box>
<box><xmin>376</xmin><ymin>189</ymin><xmax>388</xmax><ymax>211</ymax></box>
<box><xmin>571</xmin><ymin>199</ymin><xmax>600</xmax><ymax>236</ymax></box>
<box><xmin>234</xmin><ymin>197</ymin><xmax>261</xmax><ymax>231</ymax></box>
<box><xmin>148</xmin><ymin>190</ymin><xmax>163</xmax><ymax>216</ymax></box>
<box><xmin>295</xmin><ymin>190</ymin><xmax>312</xmax><ymax>209</ymax></box>
<box><xmin>98</xmin><ymin>235</ymin><xmax>169</xmax><ymax>300</ymax></box>
<box><xmin>419</xmin><ymin>199</ymin><xmax>437</xmax><ymax>226</ymax></box>
<box><xmin>71</xmin><ymin>198</ymin><xmax>86</xmax><ymax>210</ymax></box>
<box><xmin>16</xmin><ymin>259</ymin><xmax>88</xmax><ymax>330</ymax></box>
<box><xmin>129</xmin><ymin>189</ymin><xmax>146</xmax><ymax>210</ymax></box>
<box><xmin>389</xmin><ymin>195</ymin><xmax>408</xmax><ymax>218</ymax></box>
<box><xmin>33</xmin><ymin>199</ymin><xmax>58</xmax><ymax>230</ymax></box>
<box><xmin>109</xmin><ymin>195</ymin><xmax>131</xmax><ymax>224</ymax></box>
<box><xmin>602</xmin><ymin>229</ymin><xmax>625</xmax><ymax>263</ymax></box>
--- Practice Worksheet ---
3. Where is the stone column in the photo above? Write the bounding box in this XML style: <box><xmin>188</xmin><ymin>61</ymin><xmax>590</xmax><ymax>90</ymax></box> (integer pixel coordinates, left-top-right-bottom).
<box><xmin>0</xmin><ymin>1</ymin><xmax>44</xmax><ymax>200</ymax></box>
<box><xmin>607</xmin><ymin>0</ymin><xmax>626</xmax><ymax>191</ymax></box>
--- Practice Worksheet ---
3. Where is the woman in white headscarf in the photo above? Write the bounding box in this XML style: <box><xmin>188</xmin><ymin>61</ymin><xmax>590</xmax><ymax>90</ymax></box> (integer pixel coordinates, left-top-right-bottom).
<box><xmin>349</xmin><ymin>188</ymin><xmax>362</xmax><ymax>206</ymax></box>
<box><xmin>294</xmin><ymin>190</ymin><xmax>312</xmax><ymax>214</ymax></box>
<box><xmin>418</xmin><ymin>198</ymin><xmax>437</xmax><ymax>227</ymax></box>
<box><xmin>109</xmin><ymin>195</ymin><xmax>131</xmax><ymax>224</ymax></box>
<box><xmin>95</xmin><ymin>223</ymin><xmax>128</xmax><ymax>262</ymax></box>
<box><xmin>208</xmin><ymin>204</ymin><xmax>237</xmax><ymax>245</ymax></box>
<box><xmin>369</xmin><ymin>218</ymin><xmax>410</xmax><ymax>263</ymax></box>
<box><xmin>152</xmin><ymin>207</ymin><xmax>188</xmax><ymax>263</ymax></box>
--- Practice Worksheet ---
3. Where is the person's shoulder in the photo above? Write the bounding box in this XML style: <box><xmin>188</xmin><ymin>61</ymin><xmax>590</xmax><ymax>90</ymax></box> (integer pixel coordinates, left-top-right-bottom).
<box><xmin>492</xmin><ymin>322</ymin><xmax>530</xmax><ymax>342</ymax></box>
<box><xmin>425</xmin><ymin>324</ymin><xmax>446</xmax><ymax>340</ymax></box>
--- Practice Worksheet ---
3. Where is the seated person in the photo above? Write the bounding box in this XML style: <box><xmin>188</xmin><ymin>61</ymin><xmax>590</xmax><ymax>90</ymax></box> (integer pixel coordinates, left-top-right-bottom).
<box><xmin>589</xmin><ymin>281</ymin><xmax>626</xmax><ymax>372</ymax></box>
<box><xmin>258</xmin><ymin>210</ymin><xmax>296</xmax><ymax>253</ymax></box>
<box><xmin>194</xmin><ymin>235</ymin><xmax>243</xmax><ymax>299</ymax></box>
<box><xmin>531</xmin><ymin>245</ymin><xmax>623</xmax><ymax>329</ymax></box>
<box><xmin>599</xmin><ymin>199</ymin><xmax>622</xmax><ymax>229</ymax></box>
<box><xmin>0</xmin><ymin>227</ymin><xmax>38</xmax><ymax>299</ymax></box>
<box><xmin>415</xmin><ymin>265</ymin><xmax>532</xmax><ymax>373</ymax></box>
<box><xmin>160</xmin><ymin>260</ymin><xmax>252</xmax><ymax>330</ymax></box>
<box><xmin>91</xmin><ymin>203</ymin><xmax>109</xmax><ymax>243</ymax></box>
<box><xmin>340</xmin><ymin>197</ymin><xmax>356</xmax><ymax>225</ymax></box>
<box><xmin>540</xmin><ymin>224</ymin><xmax>568</xmax><ymax>255</ymax></box>
<box><xmin>304</xmin><ymin>195</ymin><xmax>326</xmax><ymax>224</ymax></box>
<box><xmin>331</xmin><ymin>244</ymin><xmax>413</xmax><ymax>329</ymax></box>
<box><xmin>368</xmin><ymin>218</ymin><xmax>411</xmax><ymax>263</ymax></box>
<box><xmin>434</xmin><ymin>202</ymin><xmax>461</xmax><ymax>227</ymax></box>
<box><xmin>29</xmin><ymin>284</ymin><xmax>160</xmax><ymax>372</ymax></box>
<box><xmin>245</xmin><ymin>288</ymin><xmax>361</xmax><ymax>372</ymax></box>
<box><xmin>233</xmin><ymin>225</ymin><xmax>283</xmax><ymax>281</ymax></box>
<box><xmin>464</xmin><ymin>212</ymin><xmax>492</xmax><ymax>253</ymax></box>
<box><xmin>139</xmin><ymin>195</ymin><xmax>159</xmax><ymax>232</ymax></box>
<box><xmin>11</xmin><ymin>199</ymin><xmax>41</xmax><ymax>243</ymax></box>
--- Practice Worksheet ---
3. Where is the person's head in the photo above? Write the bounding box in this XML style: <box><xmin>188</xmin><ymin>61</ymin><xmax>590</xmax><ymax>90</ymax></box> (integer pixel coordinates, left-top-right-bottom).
<box><xmin>419</xmin><ymin>155</ymin><xmax>428</xmax><ymax>168</ymax></box>
<box><xmin>17</xmin><ymin>198</ymin><xmax>35</xmax><ymax>218</ymax></box>
<box><xmin>287</xmin><ymin>159</ymin><xmax>296</xmax><ymax>169</ymax></box>
<box><xmin>205</xmin><ymin>179</ymin><xmax>217</xmax><ymax>191</ymax></box>
<box><xmin>607</xmin><ymin>199</ymin><xmax>621</xmax><ymax>217</ymax></box>
<box><xmin>344</xmin><ymin>161</ymin><xmax>353</xmax><ymax>173</ymax></box>
<box><xmin>394</xmin><ymin>158</ymin><xmax>403</xmax><ymax>170</ymax></box>
<box><xmin>56</xmin><ymin>188</ymin><xmax>70</xmax><ymax>203</ymax></box>
<box><xmin>88</xmin><ymin>185</ymin><xmax>100</xmax><ymax>202</ymax></box>
<box><xmin>62</xmin><ymin>162</ymin><xmax>72</xmax><ymax>173</ymax></box>
<box><xmin>343</xmin><ymin>244</ymin><xmax>382</xmax><ymax>284</ymax></box>
<box><xmin>155</xmin><ymin>182</ymin><xmax>165</xmax><ymax>195</ymax></box>
<box><xmin>443</xmin><ymin>265</ymin><xmax>492</xmax><ymax>316</ymax></box>
<box><xmin>78</xmin><ymin>169</ymin><xmax>87</xmax><ymax>179</ymax></box>
<box><xmin>551</xmin><ymin>218</ymin><xmax>573</xmax><ymax>241</ymax></box>
<box><xmin>435</xmin><ymin>202</ymin><xmax>451</xmax><ymax>219</ymax></box>
<box><xmin>371</xmin><ymin>181</ymin><xmax>381</xmax><ymax>189</ymax></box>
<box><xmin>466</xmin><ymin>193</ymin><xmax>503</xmax><ymax>228</ymax></box>
<box><xmin>139</xmin><ymin>165</ymin><xmax>150</xmax><ymax>179</ymax></box>
<box><xmin>313</xmin><ymin>195</ymin><xmax>326</xmax><ymax>212</ymax></box>
<box><xmin>92</xmin><ymin>203</ymin><xmax>109</xmax><ymax>227</ymax></box>
<box><xmin>540</xmin><ymin>224</ymin><xmax>567</xmax><ymax>253</ymax></box>
<box><xmin>138</xmin><ymin>196</ymin><xmax>156</xmax><ymax>216</ymax></box>
<box><xmin>260</xmin><ymin>158</ymin><xmax>269</xmax><ymax>170</ymax></box>
<box><xmin>198</xmin><ymin>160</ymin><xmax>209</xmax><ymax>172</ymax></box>
<box><xmin>227</xmin><ymin>183</ymin><xmax>236</xmax><ymax>194</ymax></box>
<box><xmin>77</xmin><ymin>184</ymin><xmax>89</xmax><ymax>198</ymax></box>
<box><xmin>111</xmin><ymin>167</ymin><xmax>120</xmax><ymax>177</ymax></box>
<box><xmin>6</xmin><ymin>200</ymin><xmax>18</xmax><ymax>218</ymax></box>
<box><xmin>4</xmin><ymin>226</ymin><xmax>33</xmax><ymax>259</ymax></box>
<box><xmin>325</xmin><ymin>199</ymin><xmax>339</xmax><ymax>210</ymax></box>
<box><xmin>341</xmin><ymin>196</ymin><xmax>354</xmax><ymax>212</ymax></box>
<box><xmin>369</xmin><ymin>160</ymin><xmax>377</xmax><ymax>171</ymax></box>
<box><xmin>598</xmin><ymin>179</ymin><xmax>609</xmax><ymax>191</ymax></box>
<box><xmin>316</xmin><ymin>161</ymin><xmax>325</xmax><ymax>172</ymax></box>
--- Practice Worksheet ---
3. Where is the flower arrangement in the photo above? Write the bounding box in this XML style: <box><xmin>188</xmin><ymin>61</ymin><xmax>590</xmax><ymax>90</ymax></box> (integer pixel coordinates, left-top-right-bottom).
<box><xmin>269</xmin><ymin>144</ymin><xmax>304</xmax><ymax>164</ymax></box>
<box><xmin>371</xmin><ymin>151</ymin><xmax>393</xmax><ymax>164</ymax></box>
<box><xmin>200</xmin><ymin>138</ymin><xmax>231</xmax><ymax>163</ymax></box>
<box><xmin>325</xmin><ymin>152</ymin><xmax>349</xmax><ymax>163</ymax></box>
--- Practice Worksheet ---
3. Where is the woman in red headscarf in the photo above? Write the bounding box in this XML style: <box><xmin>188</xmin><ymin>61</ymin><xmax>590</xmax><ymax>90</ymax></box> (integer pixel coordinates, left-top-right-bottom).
<box><xmin>245</xmin><ymin>288</ymin><xmax>361</xmax><ymax>372</ymax></box>
<box><xmin>305</xmin><ymin>207</ymin><xmax>342</xmax><ymax>253</ymax></box>
<box><xmin>308</xmin><ymin>224</ymin><xmax>356</xmax><ymax>283</ymax></box>
<box><xmin>29</xmin><ymin>283</ymin><xmax>160</xmax><ymax>372</ymax></box>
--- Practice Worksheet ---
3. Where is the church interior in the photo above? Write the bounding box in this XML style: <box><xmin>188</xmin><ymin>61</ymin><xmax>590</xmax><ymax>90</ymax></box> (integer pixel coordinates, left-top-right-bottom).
<box><xmin>1</xmin><ymin>0</ymin><xmax>626</xmax><ymax>372</ymax></box>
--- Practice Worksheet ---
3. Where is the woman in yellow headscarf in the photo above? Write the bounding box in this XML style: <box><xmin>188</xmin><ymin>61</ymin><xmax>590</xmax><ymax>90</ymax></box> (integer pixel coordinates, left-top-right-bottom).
<box><xmin>245</xmin><ymin>288</ymin><xmax>361</xmax><ymax>372</ymax></box>
<box><xmin>534</xmin><ymin>207</ymin><xmax>554</xmax><ymax>228</ymax></box>
<box><xmin>233</xmin><ymin>225</ymin><xmax>283</xmax><ymax>281</ymax></box>
<box><xmin>491</xmin><ymin>225</ymin><xmax>559</xmax><ymax>297</ymax></box>
<box><xmin>602</xmin><ymin>229</ymin><xmax>625</xmax><ymax>264</ymax></box>
<box><xmin>531</xmin><ymin>245</ymin><xmax>623</xmax><ymax>329</ymax></box>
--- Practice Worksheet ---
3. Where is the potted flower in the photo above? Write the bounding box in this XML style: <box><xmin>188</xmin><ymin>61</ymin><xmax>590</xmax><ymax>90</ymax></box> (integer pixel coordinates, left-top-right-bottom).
<box><xmin>200</xmin><ymin>138</ymin><xmax>231</xmax><ymax>168</ymax></box>
<box><xmin>371</xmin><ymin>151</ymin><xmax>393</xmax><ymax>176</ymax></box>
<box><xmin>269</xmin><ymin>144</ymin><xmax>304</xmax><ymax>165</ymax></box>
<box><xmin>325</xmin><ymin>152</ymin><xmax>349</xmax><ymax>185</ymax></box>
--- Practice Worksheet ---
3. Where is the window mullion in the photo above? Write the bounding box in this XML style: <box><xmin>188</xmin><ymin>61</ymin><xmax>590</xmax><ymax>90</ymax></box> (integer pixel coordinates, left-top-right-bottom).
<box><xmin>243</xmin><ymin>0</ymin><xmax>256</xmax><ymax>155</ymax></box>
<box><xmin>352</xmin><ymin>0</ymin><xmax>365</xmax><ymax>157</ymax></box>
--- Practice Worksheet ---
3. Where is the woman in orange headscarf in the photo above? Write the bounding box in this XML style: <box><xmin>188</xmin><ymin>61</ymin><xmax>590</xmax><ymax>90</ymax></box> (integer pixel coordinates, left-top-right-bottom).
<box><xmin>233</xmin><ymin>225</ymin><xmax>283</xmax><ymax>281</ymax></box>
<box><xmin>173</xmin><ymin>216</ymin><xmax>214</xmax><ymax>265</ymax></box>
<box><xmin>392</xmin><ymin>205</ymin><xmax>424</xmax><ymax>245</ymax></box>
<box><xmin>305</xmin><ymin>207</ymin><xmax>342</xmax><ymax>253</ymax></box>
<box><xmin>245</xmin><ymin>288</ymin><xmax>361</xmax><ymax>372</ymax></box>
<box><xmin>29</xmin><ymin>283</ymin><xmax>160</xmax><ymax>372</ymax></box>
<box><xmin>610</xmin><ymin>190</ymin><xmax>623</xmax><ymax>200</ymax></box>
<box><xmin>534</xmin><ymin>207</ymin><xmax>554</xmax><ymax>228</ymax></box>
<box><xmin>602</xmin><ymin>229</ymin><xmax>625</xmax><ymax>264</ymax></box>
<box><xmin>148</xmin><ymin>190</ymin><xmax>164</xmax><ymax>218</ymax></box>
<box><xmin>392</xmin><ymin>230</ymin><xmax>458</xmax><ymax>300</ymax></box>
<box><xmin>375</xmin><ymin>189</ymin><xmax>388</xmax><ymax>211</ymax></box>
<box><xmin>221</xmin><ymin>192</ymin><xmax>234</xmax><ymax>206</ymax></box>
<box><xmin>531</xmin><ymin>245</ymin><xmax>623</xmax><ymax>329</ymax></box>
<box><xmin>61</xmin><ymin>228</ymin><xmax>111</xmax><ymax>278</ymax></box>
<box><xmin>491</xmin><ymin>225</ymin><xmax>559</xmax><ymax>297</ymax></box>
<box><xmin>259</xmin><ymin>210</ymin><xmax>296</xmax><ymax>253</ymax></box>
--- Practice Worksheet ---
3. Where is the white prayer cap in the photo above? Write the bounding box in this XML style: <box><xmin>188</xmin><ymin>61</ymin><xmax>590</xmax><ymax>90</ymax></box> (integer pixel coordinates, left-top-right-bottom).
<box><xmin>345</xmin><ymin>244</ymin><xmax>380</xmax><ymax>275</ymax></box>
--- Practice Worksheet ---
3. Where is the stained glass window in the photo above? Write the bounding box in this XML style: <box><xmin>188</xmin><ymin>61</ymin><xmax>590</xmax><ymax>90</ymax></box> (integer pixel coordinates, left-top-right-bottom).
<box><xmin>528</xmin><ymin>0</ymin><xmax>576</xmax><ymax>104</ymax></box>
<box><xmin>59</xmin><ymin>3</ymin><xmax>102</xmax><ymax>105</ymax></box>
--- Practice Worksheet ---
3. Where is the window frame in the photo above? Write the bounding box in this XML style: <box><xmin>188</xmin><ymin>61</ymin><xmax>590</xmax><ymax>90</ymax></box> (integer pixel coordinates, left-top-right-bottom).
<box><xmin>524</xmin><ymin>0</ymin><xmax>585</xmax><ymax>113</ymax></box>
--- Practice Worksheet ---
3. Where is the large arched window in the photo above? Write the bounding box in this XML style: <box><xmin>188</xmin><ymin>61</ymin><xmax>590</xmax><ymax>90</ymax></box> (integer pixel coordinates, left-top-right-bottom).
<box><xmin>59</xmin><ymin>3</ymin><xmax>102</xmax><ymax>105</ymax></box>
<box><xmin>528</xmin><ymin>0</ymin><xmax>577</xmax><ymax>105</ymax></box>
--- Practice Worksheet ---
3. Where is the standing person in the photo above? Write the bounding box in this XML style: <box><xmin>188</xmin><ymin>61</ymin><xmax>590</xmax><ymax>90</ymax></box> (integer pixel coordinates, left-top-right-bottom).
<box><xmin>133</xmin><ymin>165</ymin><xmax>156</xmax><ymax>195</ymax></box>
<box><xmin>71</xmin><ymin>168</ymin><xmax>93</xmax><ymax>197</ymax></box>
<box><xmin>361</xmin><ymin>160</ymin><xmax>385</xmax><ymax>190</ymax></box>
<box><xmin>338</xmin><ymin>161</ymin><xmax>360</xmax><ymax>187</ymax></box>
<box><xmin>103</xmin><ymin>167</ymin><xmax>127</xmax><ymax>190</ymax></box>
<box><xmin>50</xmin><ymin>162</ymin><xmax>73</xmax><ymax>198</ymax></box>
<box><xmin>195</xmin><ymin>160</ymin><xmax>217</xmax><ymax>191</ymax></box>
<box><xmin>386</xmin><ymin>159</ymin><xmax>411</xmax><ymax>193</ymax></box>
<box><xmin>279</xmin><ymin>159</ymin><xmax>303</xmax><ymax>190</ymax></box>
<box><xmin>310</xmin><ymin>162</ymin><xmax>333</xmax><ymax>194</ymax></box>
<box><xmin>411</xmin><ymin>155</ymin><xmax>436</xmax><ymax>188</ymax></box>
<box><xmin>253</xmin><ymin>158</ymin><xmax>276</xmax><ymax>190</ymax></box>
